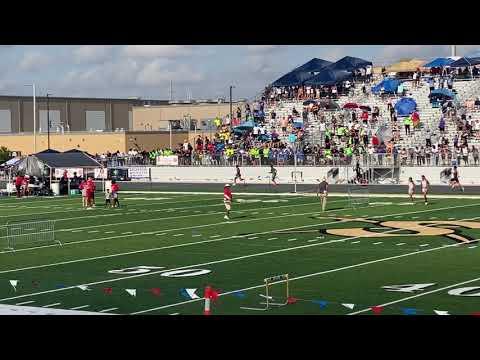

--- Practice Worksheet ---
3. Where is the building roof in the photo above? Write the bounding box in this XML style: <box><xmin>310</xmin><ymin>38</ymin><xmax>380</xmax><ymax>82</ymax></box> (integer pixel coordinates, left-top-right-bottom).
<box><xmin>0</xmin><ymin>95</ymin><xmax>169</xmax><ymax>105</ymax></box>
<box><xmin>34</xmin><ymin>151</ymin><xmax>102</xmax><ymax>168</ymax></box>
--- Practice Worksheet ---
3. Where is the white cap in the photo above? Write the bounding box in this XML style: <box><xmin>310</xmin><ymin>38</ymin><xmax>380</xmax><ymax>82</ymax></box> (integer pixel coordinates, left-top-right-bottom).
<box><xmin>225</xmin><ymin>184</ymin><xmax>231</xmax><ymax>187</ymax></box>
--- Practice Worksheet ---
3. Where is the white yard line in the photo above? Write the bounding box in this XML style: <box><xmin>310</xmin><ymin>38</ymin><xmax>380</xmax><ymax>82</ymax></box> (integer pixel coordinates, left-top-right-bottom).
<box><xmin>351</xmin><ymin>241</ymin><xmax>361</xmax><ymax>244</ymax></box>
<box><xmin>396</xmin><ymin>243</ymin><xmax>406</xmax><ymax>246</ymax></box>
<box><xmin>0</xmin><ymin>203</ymin><xmax>477</xmax><ymax>278</ymax></box>
<box><xmin>373</xmin><ymin>242</ymin><xmax>383</xmax><ymax>245</ymax></box>
<box><xmin>98</xmin><ymin>307</ymin><xmax>118</xmax><ymax>313</ymax></box>
<box><xmin>2</xmin><ymin>213</ymin><xmax>479</xmax><ymax>306</ymax></box>
<box><xmin>173</xmin><ymin>234</ymin><xmax>184</xmax><ymax>237</ymax></box>
<box><xmin>69</xmin><ymin>305</ymin><xmax>90</xmax><ymax>310</ymax></box>
<box><xmin>15</xmin><ymin>300</ymin><xmax>35</xmax><ymax>306</ymax></box>
<box><xmin>348</xmin><ymin>276</ymin><xmax>480</xmax><ymax>315</ymax></box>
<box><xmin>1</xmin><ymin>200</ymin><xmax>471</xmax><ymax>258</ymax></box>
<box><xmin>287</xmin><ymin>238</ymin><xmax>298</xmax><ymax>242</ymax></box>
<box><xmin>420</xmin><ymin>244</ymin><xmax>430</xmax><ymax>247</ymax></box>
<box><xmin>42</xmin><ymin>302</ymin><xmax>61</xmax><ymax>308</ymax></box>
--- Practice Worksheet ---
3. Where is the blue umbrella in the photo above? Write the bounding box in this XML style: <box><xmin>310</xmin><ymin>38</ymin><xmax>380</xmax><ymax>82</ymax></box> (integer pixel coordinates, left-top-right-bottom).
<box><xmin>429</xmin><ymin>88</ymin><xmax>454</xmax><ymax>99</ymax></box>
<box><xmin>234</xmin><ymin>120</ymin><xmax>255</xmax><ymax>132</ymax></box>
<box><xmin>423</xmin><ymin>58</ymin><xmax>454</xmax><ymax>68</ymax></box>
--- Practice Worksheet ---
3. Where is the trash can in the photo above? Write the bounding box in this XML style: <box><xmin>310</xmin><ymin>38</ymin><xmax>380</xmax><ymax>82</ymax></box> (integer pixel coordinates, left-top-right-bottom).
<box><xmin>50</xmin><ymin>182</ymin><xmax>60</xmax><ymax>196</ymax></box>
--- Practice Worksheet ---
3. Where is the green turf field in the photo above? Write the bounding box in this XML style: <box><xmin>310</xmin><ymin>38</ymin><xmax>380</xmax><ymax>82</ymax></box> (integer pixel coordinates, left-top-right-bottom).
<box><xmin>0</xmin><ymin>191</ymin><xmax>479</xmax><ymax>315</ymax></box>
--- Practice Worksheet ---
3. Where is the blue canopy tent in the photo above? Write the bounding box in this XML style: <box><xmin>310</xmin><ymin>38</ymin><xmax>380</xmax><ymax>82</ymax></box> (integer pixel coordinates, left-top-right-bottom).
<box><xmin>371</xmin><ymin>78</ymin><xmax>401</xmax><ymax>94</ymax></box>
<box><xmin>233</xmin><ymin>120</ymin><xmax>255</xmax><ymax>134</ymax></box>
<box><xmin>394</xmin><ymin>98</ymin><xmax>417</xmax><ymax>116</ymax></box>
<box><xmin>449</xmin><ymin>57</ymin><xmax>480</xmax><ymax>67</ymax></box>
<box><xmin>423</xmin><ymin>58</ymin><xmax>454</xmax><ymax>68</ymax></box>
<box><xmin>429</xmin><ymin>88</ymin><xmax>454</xmax><ymax>99</ymax></box>
<box><xmin>330</xmin><ymin>56</ymin><xmax>372</xmax><ymax>72</ymax></box>
<box><xmin>303</xmin><ymin>68</ymin><xmax>353</xmax><ymax>86</ymax></box>
<box><xmin>271</xmin><ymin>58</ymin><xmax>332</xmax><ymax>87</ymax></box>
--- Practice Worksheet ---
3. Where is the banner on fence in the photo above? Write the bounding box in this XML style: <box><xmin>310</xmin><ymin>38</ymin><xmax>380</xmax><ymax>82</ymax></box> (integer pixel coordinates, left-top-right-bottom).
<box><xmin>54</xmin><ymin>168</ymin><xmax>84</xmax><ymax>179</ymax></box>
<box><xmin>128</xmin><ymin>167</ymin><xmax>150</xmax><ymax>179</ymax></box>
<box><xmin>94</xmin><ymin>168</ymin><xmax>108</xmax><ymax>179</ymax></box>
<box><xmin>156</xmin><ymin>156</ymin><xmax>179</xmax><ymax>166</ymax></box>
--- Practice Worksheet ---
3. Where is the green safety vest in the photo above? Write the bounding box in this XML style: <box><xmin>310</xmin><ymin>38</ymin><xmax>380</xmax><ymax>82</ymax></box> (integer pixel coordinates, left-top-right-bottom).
<box><xmin>263</xmin><ymin>148</ymin><xmax>270</xmax><ymax>158</ymax></box>
<box><xmin>345</xmin><ymin>147</ymin><xmax>353</xmax><ymax>156</ymax></box>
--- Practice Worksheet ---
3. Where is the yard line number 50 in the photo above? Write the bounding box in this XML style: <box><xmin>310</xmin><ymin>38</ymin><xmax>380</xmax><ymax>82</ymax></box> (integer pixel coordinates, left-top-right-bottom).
<box><xmin>108</xmin><ymin>266</ymin><xmax>211</xmax><ymax>277</ymax></box>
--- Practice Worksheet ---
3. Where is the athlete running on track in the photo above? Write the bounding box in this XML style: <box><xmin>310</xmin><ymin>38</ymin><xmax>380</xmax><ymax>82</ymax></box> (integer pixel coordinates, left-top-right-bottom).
<box><xmin>421</xmin><ymin>175</ymin><xmax>430</xmax><ymax>205</ymax></box>
<box><xmin>269</xmin><ymin>165</ymin><xmax>278</xmax><ymax>186</ymax></box>
<box><xmin>233</xmin><ymin>165</ymin><xmax>245</xmax><ymax>185</ymax></box>
<box><xmin>223</xmin><ymin>184</ymin><xmax>232</xmax><ymax>220</ymax></box>
<box><xmin>317</xmin><ymin>177</ymin><xmax>329</xmax><ymax>212</ymax></box>
<box><xmin>408</xmin><ymin>177</ymin><xmax>415</xmax><ymax>204</ymax></box>
<box><xmin>450</xmin><ymin>166</ymin><xmax>465</xmax><ymax>192</ymax></box>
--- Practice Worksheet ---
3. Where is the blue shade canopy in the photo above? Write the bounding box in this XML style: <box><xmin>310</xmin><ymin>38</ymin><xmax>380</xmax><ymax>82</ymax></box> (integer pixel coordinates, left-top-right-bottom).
<box><xmin>371</xmin><ymin>78</ymin><xmax>401</xmax><ymax>94</ymax></box>
<box><xmin>394</xmin><ymin>97</ymin><xmax>417</xmax><ymax>116</ymax></box>
<box><xmin>423</xmin><ymin>58</ymin><xmax>454</xmax><ymax>68</ymax></box>
<box><xmin>233</xmin><ymin>120</ymin><xmax>255</xmax><ymax>132</ymax></box>
<box><xmin>329</xmin><ymin>56</ymin><xmax>372</xmax><ymax>72</ymax></box>
<box><xmin>271</xmin><ymin>58</ymin><xmax>332</xmax><ymax>86</ymax></box>
<box><xmin>449</xmin><ymin>57</ymin><xmax>480</xmax><ymax>67</ymax></box>
<box><xmin>429</xmin><ymin>88</ymin><xmax>454</xmax><ymax>99</ymax></box>
<box><xmin>303</xmin><ymin>67</ymin><xmax>353</xmax><ymax>86</ymax></box>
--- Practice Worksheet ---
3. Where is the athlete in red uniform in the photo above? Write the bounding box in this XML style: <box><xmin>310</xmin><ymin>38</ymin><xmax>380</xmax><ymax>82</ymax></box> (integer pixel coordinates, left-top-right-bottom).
<box><xmin>86</xmin><ymin>177</ymin><xmax>96</xmax><ymax>209</ymax></box>
<box><xmin>110</xmin><ymin>181</ymin><xmax>120</xmax><ymax>208</ymax></box>
<box><xmin>223</xmin><ymin>184</ymin><xmax>232</xmax><ymax>220</ymax></box>
<box><xmin>15</xmin><ymin>174</ymin><xmax>24</xmax><ymax>198</ymax></box>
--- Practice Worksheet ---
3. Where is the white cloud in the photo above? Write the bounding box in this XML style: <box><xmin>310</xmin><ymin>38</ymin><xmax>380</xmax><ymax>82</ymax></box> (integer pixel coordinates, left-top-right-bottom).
<box><xmin>73</xmin><ymin>45</ymin><xmax>115</xmax><ymax>64</ymax></box>
<box><xmin>246</xmin><ymin>45</ymin><xmax>283</xmax><ymax>53</ymax></box>
<box><xmin>123</xmin><ymin>45</ymin><xmax>192</xmax><ymax>58</ymax></box>
<box><xmin>136</xmin><ymin>59</ymin><xmax>204</xmax><ymax>87</ymax></box>
<box><xmin>19</xmin><ymin>52</ymin><xmax>51</xmax><ymax>71</ymax></box>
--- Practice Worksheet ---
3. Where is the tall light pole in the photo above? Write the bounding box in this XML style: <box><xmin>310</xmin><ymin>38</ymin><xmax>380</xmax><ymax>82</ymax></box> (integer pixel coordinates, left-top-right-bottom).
<box><xmin>46</xmin><ymin>93</ymin><xmax>52</xmax><ymax>150</ymax></box>
<box><xmin>24</xmin><ymin>84</ymin><xmax>36</xmax><ymax>153</ymax></box>
<box><xmin>229</xmin><ymin>85</ymin><xmax>235</xmax><ymax>123</ymax></box>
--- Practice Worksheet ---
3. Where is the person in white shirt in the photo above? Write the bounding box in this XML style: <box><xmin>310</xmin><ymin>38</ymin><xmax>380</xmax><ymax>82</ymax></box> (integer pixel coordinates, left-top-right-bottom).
<box><xmin>408</xmin><ymin>177</ymin><xmax>415</xmax><ymax>204</ymax></box>
<box><xmin>420</xmin><ymin>175</ymin><xmax>430</xmax><ymax>205</ymax></box>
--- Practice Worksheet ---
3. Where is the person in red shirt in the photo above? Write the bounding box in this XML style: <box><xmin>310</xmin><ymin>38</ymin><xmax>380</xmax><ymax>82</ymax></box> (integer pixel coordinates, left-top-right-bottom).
<box><xmin>223</xmin><ymin>184</ymin><xmax>233</xmax><ymax>220</ymax></box>
<box><xmin>110</xmin><ymin>180</ymin><xmax>120</xmax><ymax>208</ymax></box>
<box><xmin>14</xmin><ymin>174</ymin><xmax>24</xmax><ymax>198</ymax></box>
<box><xmin>86</xmin><ymin>177</ymin><xmax>96</xmax><ymax>209</ymax></box>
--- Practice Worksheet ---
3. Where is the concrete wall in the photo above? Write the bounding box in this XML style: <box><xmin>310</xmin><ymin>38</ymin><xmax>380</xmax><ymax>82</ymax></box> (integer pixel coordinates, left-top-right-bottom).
<box><xmin>132</xmin><ymin>102</ymin><xmax>245</xmax><ymax>131</ymax></box>
<box><xmin>144</xmin><ymin>166</ymin><xmax>480</xmax><ymax>186</ymax></box>
<box><xmin>0</xmin><ymin>131</ymin><xmax>189</xmax><ymax>155</ymax></box>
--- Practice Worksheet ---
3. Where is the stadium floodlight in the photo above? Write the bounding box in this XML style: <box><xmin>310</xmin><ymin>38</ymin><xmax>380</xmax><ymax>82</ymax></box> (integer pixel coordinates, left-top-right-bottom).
<box><xmin>5</xmin><ymin>220</ymin><xmax>61</xmax><ymax>250</ymax></box>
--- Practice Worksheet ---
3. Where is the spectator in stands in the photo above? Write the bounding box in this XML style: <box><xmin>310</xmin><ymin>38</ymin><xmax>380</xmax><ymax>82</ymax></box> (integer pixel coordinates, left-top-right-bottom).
<box><xmin>439</xmin><ymin>117</ymin><xmax>446</xmax><ymax>135</ymax></box>
<box><xmin>472</xmin><ymin>146</ymin><xmax>479</xmax><ymax>165</ymax></box>
<box><xmin>404</xmin><ymin>115</ymin><xmax>412</xmax><ymax>136</ymax></box>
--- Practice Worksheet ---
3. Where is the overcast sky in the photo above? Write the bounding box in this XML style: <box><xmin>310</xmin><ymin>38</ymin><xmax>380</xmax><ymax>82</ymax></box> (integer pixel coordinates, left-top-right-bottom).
<box><xmin>0</xmin><ymin>45</ymin><xmax>479</xmax><ymax>101</ymax></box>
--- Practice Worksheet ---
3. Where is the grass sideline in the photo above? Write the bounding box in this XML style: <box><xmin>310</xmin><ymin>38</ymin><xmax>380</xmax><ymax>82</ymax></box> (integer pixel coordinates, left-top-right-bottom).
<box><xmin>0</xmin><ymin>191</ymin><xmax>479</xmax><ymax>315</ymax></box>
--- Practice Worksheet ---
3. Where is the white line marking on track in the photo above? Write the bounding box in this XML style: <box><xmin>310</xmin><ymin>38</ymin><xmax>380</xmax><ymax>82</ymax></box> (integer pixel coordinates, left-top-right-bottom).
<box><xmin>348</xmin><ymin>275</ymin><xmax>480</xmax><ymax>315</ymax></box>
<box><xmin>267</xmin><ymin>237</ymin><xmax>278</xmax><ymax>241</ymax></box>
<box><xmin>287</xmin><ymin>238</ymin><xmax>298</xmax><ymax>242</ymax></box>
<box><xmin>88</xmin><ymin>231</ymin><xmax>99</xmax><ymax>233</ymax></box>
<box><xmin>122</xmin><ymin>232</ymin><xmax>133</xmax><ymax>235</ymax></box>
<box><xmin>15</xmin><ymin>300</ymin><xmax>35</xmax><ymax>306</ymax></box>
<box><xmin>430</xmin><ymin>217</ymin><xmax>437</xmax><ymax>219</ymax></box>
<box><xmin>308</xmin><ymin>239</ymin><xmax>319</xmax><ymax>242</ymax></box>
<box><xmin>169</xmin><ymin>313</ymin><xmax>180</xmax><ymax>315</ymax></box>
<box><xmin>1</xmin><ymin>205</ymin><xmax>478</xmax><ymax>280</ymax></box>
<box><xmin>71</xmin><ymin>230</ymin><xmax>83</xmax><ymax>233</ymax></box>
<box><xmin>210</xmin><ymin>235</ymin><xmax>221</xmax><ymax>238</ymax></box>
<box><xmin>69</xmin><ymin>305</ymin><xmax>90</xmax><ymax>310</ymax></box>
<box><xmin>248</xmin><ymin>236</ymin><xmax>259</xmax><ymax>240</ymax></box>
<box><xmin>420</xmin><ymin>244</ymin><xmax>429</xmax><ymax>247</ymax></box>
<box><xmin>373</xmin><ymin>242</ymin><xmax>383</xmax><ymax>245</ymax></box>
<box><xmin>173</xmin><ymin>234</ymin><xmax>184</xmax><ymax>237</ymax></box>
<box><xmin>448</xmin><ymin>218</ymin><xmax>456</xmax><ymax>220</ymax></box>
<box><xmin>105</xmin><ymin>231</ymin><xmax>115</xmax><ymax>234</ymax></box>
<box><xmin>43</xmin><ymin>302</ymin><xmax>61</xmax><ymax>308</ymax></box>
<box><xmin>99</xmin><ymin>307</ymin><xmax>118</xmax><ymax>313</ymax></box>
<box><xmin>396</xmin><ymin>243</ymin><xmax>406</xmax><ymax>246</ymax></box>
<box><xmin>351</xmin><ymin>241</ymin><xmax>360</xmax><ymax>244</ymax></box>
<box><xmin>155</xmin><ymin>233</ymin><xmax>166</xmax><ymax>236</ymax></box>
<box><xmin>192</xmin><ymin>234</ymin><xmax>202</xmax><ymax>237</ymax></box>
<box><xmin>468</xmin><ymin>246</ymin><xmax>477</xmax><ymax>249</ymax></box>
<box><xmin>394</xmin><ymin>216</ymin><xmax>402</xmax><ymax>218</ymax></box>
